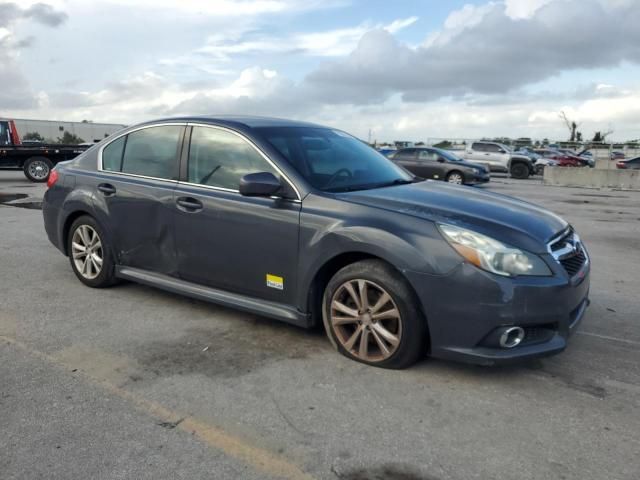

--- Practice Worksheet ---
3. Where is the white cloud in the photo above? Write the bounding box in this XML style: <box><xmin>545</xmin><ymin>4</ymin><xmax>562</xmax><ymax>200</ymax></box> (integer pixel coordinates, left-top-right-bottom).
<box><xmin>196</xmin><ymin>16</ymin><xmax>420</xmax><ymax>59</ymax></box>
<box><xmin>504</xmin><ymin>0</ymin><xmax>554</xmax><ymax>19</ymax></box>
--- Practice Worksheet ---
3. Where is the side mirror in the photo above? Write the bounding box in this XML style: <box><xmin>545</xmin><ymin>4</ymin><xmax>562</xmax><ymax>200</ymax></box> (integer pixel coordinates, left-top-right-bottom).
<box><xmin>239</xmin><ymin>172</ymin><xmax>282</xmax><ymax>197</ymax></box>
<box><xmin>437</xmin><ymin>156</ymin><xmax>446</xmax><ymax>163</ymax></box>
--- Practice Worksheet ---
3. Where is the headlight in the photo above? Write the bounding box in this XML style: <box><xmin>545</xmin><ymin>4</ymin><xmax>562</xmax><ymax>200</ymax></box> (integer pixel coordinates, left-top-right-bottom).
<box><xmin>438</xmin><ymin>223</ymin><xmax>551</xmax><ymax>277</ymax></box>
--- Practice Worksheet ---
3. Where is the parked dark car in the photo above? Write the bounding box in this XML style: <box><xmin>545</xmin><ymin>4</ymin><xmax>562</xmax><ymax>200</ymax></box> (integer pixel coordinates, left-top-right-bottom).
<box><xmin>616</xmin><ymin>157</ymin><xmax>640</xmax><ymax>169</ymax></box>
<box><xmin>610</xmin><ymin>151</ymin><xmax>625</xmax><ymax>160</ymax></box>
<box><xmin>42</xmin><ymin>116</ymin><xmax>590</xmax><ymax>368</ymax></box>
<box><xmin>391</xmin><ymin>147</ymin><xmax>490</xmax><ymax>185</ymax></box>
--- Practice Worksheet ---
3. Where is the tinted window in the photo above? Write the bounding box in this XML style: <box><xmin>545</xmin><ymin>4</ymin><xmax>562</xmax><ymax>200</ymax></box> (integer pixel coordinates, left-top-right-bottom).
<box><xmin>188</xmin><ymin>126</ymin><xmax>278</xmax><ymax>189</ymax></box>
<box><xmin>472</xmin><ymin>143</ymin><xmax>486</xmax><ymax>152</ymax></box>
<box><xmin>256</xmin><ymin>127</ymin><xmax>413</xmax><ymax>192</ymax></box>
<box><xmin>484</xmin><ymin>144</ymin><xmax>502</xmax><ymax>153</ymax></box>
<box><xmin>396</xmin><ymin>148</ymin><xmax>416</xmax><ymax>158</ymax></box>
<box><xmin>0</xmin><ymin>122</ymin><xmax>9</xmax><ymax>146</ymax></box>
<box><xmin>102</xmin><ymin>136</ymin><xmax>126</xmax><ymax>171</ymax></box>
<box><xmin>417</xmin><ymin>150</ymin><xmax>438</xmax><ymax>161</ymax></box>
<box><xmin>121</xmin><ymin>126</ymin><xmax>183</xmax><ymax>179</ymax></box>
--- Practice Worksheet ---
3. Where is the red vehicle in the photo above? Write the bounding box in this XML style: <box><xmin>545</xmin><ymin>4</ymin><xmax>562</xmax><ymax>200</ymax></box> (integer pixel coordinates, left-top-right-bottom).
<box><xmin>538</xmin><ymin>149</ymin><xmax>588</xmax><ymax>167</ymax></box>
<box><xmin>616</xmin><ymin>157</ymin><xmax>640</xmax><ymax>169</ymax></box>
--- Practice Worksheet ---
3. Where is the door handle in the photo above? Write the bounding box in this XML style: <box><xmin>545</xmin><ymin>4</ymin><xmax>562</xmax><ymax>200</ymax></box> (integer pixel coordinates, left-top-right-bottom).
<box><xmin>176</xmin><ymin>197</ymin><xmax>203</xmax><ymax>212</ymax></box>
<box><xmin>97</xmin><ymin>183</ymin><xmax>116</xmax><ymax>196</ymax></box>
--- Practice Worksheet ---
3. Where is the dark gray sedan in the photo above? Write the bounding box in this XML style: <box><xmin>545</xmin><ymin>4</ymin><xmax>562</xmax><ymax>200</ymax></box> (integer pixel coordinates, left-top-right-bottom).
<box><xmin>391</xmin><ymin>147</ymin><xmax>490</xmax><ymax>185</ymax></box>
<box><xmin>42</xmin><ymin>116</ymin><xmax>590</xmax><ymax>368</ymax></box>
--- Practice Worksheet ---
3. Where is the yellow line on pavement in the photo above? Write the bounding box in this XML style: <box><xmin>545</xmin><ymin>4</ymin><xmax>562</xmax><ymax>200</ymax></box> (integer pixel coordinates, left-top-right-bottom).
<box><xmin>1</xmin><ymin>335</ymin><xmax>315</xmax><ymax>480</ymax></box>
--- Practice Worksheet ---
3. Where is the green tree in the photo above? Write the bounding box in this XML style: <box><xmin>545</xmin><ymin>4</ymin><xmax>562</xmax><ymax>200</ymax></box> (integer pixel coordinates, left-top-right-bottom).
<box><xmin>57</xmin><ymin>131</ymin><xmax>85</xmax><ymax>145</ymax></box>
<box><xmin>433</xmin><ymin>140</ymin><xmax>452</xmax><ymax>149</ymax></box>
<box><xmin>22</xmin><ymin>131</ymin><xmax>45</xmax><ymax>142</ymax></box>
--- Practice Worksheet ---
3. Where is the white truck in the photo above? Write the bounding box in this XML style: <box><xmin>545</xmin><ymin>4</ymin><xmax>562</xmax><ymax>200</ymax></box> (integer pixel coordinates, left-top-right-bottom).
<box><xmin>461</xmin><ymin>141</ymin><xmax>534</xmax><ymax>179</ymax></box>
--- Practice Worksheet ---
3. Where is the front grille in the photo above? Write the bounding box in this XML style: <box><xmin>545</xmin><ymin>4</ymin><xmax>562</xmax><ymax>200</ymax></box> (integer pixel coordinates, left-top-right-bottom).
<box><xmin>549</xmin><ymin>228</ymin><xmax>573</xmax><ymax>252</ymax></box>
<box><xmin>560</xmin><ymin>247</ymin><xmax>587</xmax><ymax>277</ymax></box>
<box><xmin>548</xmin><ymin>228</ymin><xmax>588</xmax><ymax>278</ymax></box>
<box><xmin>521</xmin><ymin>325</ymin><xmax>555</xmax><ymax>346</ymax></box>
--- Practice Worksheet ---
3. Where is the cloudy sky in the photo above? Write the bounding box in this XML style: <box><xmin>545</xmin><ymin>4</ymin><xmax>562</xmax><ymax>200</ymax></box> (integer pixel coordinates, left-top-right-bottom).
<box><xmin>2</xmin><ymin>0</ymin><xmax>640</xmax><ymax>142</ymax></box>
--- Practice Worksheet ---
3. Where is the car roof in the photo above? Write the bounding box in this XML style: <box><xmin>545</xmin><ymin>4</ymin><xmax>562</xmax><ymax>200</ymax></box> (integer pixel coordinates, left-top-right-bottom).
<box><xmin>137</xmin><ymin>115</ymin><xmax>325</xmax><ymax>130</ymax></box>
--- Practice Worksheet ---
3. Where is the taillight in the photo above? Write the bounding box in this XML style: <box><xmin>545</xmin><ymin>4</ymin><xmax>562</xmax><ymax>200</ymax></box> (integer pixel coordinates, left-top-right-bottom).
<box><xmin>616</xmin><ymin>162</ymin><xmax>626</xmax><ymax>169</ymax></box>
<box><xmin>47</xmin><ymin>169</ymin><xmax>59</xmax><ymax>188</ymax></box>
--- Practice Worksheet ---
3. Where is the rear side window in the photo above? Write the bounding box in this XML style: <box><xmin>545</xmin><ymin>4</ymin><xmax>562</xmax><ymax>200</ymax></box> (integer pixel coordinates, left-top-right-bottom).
<box><xmin>119</xmin><ymin>126</ymin><xmax>183</xmax><ymax>179</ymax></box>
<box><xmin>102</xmin><ymin>136</ymin><xmax>125</xmax><ymax>171</ymax></box>
<box><xmin>188</xmin><ymin>126</ymin><xmax>278</xmax><ymax>190</ymax></box>
<box><xmin>471</xmin><ymin>143</ymin><xmax>485</xmax><ymax>152</ymax></box>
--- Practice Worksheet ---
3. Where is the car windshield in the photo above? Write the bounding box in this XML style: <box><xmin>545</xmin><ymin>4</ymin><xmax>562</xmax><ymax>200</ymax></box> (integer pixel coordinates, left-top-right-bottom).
<box><xmin>256</xmin><ymin>127</ymin><xmax>415</xmax><ymax>192</ymax></box>
<box><xmin>434</xmin><ymin>148</ymin><xmax>462</xmax><ymax>162</ymax></box>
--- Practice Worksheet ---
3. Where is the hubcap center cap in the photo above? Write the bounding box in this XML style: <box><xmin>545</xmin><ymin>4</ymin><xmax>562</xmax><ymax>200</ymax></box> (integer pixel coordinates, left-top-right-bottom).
<box><xmin>361</xmin><ymin>312</ymin><xmax>372</xmax><ymax>326</ymax></box>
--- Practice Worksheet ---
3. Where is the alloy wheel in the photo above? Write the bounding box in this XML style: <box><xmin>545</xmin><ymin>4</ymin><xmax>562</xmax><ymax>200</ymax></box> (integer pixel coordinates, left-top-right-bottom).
<box><xmin>330</xmin><ymin>279</ymin><xmax>402</xmax><ymax>362</ymax></box>
<box><xmin>71</xmin><ymin>225</ymin><xmax>103</xmax><ymax>280</ymax></box>
<box><xmin>28</xmin><ymin>160</ymin><xmax>50</xmax><ymax>180</ymax></box>
<box><xmin>447</xmin><ymin>173</ymin><xmax>463</xmax><ymax>184</ymax></box>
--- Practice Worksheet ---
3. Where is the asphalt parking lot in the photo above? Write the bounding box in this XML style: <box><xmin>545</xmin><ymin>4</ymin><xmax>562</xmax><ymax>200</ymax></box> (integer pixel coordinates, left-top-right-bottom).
<box><xmin>1</xmin><ymin>170</ymin><xmax>639</xmax><ymax>480</ymax></box>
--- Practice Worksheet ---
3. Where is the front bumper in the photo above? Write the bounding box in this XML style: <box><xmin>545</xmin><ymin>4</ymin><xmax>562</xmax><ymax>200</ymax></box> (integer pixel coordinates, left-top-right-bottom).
<box><xmin>405</xmin><ymin>260</ymin><xmax>590</xmax><ymax>366</ymax></box>
<box><xmin>467</xmin><ymin>172</ymin><xmax>490</xmax><ymax>184</ymax></box>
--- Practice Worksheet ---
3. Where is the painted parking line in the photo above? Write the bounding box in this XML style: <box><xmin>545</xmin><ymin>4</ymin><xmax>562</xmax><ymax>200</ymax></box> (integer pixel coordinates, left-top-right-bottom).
<box><xmin>576</xmin><ymin>330</ymin><xmax>640</xmax><ymax>347</ymax></box>
<box><xmin>1</xmin><ymin>335</ymin><xmax>315</xmax><ymax>480</ymax></box>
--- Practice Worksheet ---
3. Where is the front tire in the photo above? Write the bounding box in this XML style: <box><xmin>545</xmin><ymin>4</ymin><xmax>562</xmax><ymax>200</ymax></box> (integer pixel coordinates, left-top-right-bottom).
<box><xmin>23</xmin><ymin>157</ymin><xmax>53</xmax><ymax>182</ymax></box>
<box><xmin>67</xmin><ymin>215</ymin><xmax>117</xmax><ymax>288</ymax></box>
<box><xmin>322</xmin><ymin>260</ymin><xmax>427</xmax><ymax>369</ymax></box>
<box><xmin>446</xmin><ymin>171</ymin><xmax>464</xmax><ymax>184</ymax></box>
<box><xmin>510</xmin><ymin>162</ymin><xmax>530</xmax><ymax>179</ymax></box>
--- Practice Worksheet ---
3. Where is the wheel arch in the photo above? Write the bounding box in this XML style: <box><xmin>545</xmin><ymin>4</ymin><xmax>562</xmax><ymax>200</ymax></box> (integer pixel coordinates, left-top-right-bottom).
<box><xmin>61</xmin><ymin>210</ymin><xmax>95</xmax><ymax>256</ymax></box>
<box><xmin>446</xmin><ymin>169</ymin><xmax>465</xmax><ymax>182</ymax></box>
<box><xmin>305</xmin><ymin>251</ymin><xmax>428</xmax><ymax>335</ymax></box>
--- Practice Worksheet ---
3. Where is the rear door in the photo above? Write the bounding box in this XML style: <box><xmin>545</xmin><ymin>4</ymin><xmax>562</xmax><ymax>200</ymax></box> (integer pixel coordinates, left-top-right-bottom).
<box><xmin>94</xmin><ymin>124</ymin><xmax>184</xmax><ymax>273</ymax></box>
<box><xmin>172</xmin><ymin>125</ymin><xmax>301</xmax><ymax>305</ymax></box>
<box><xmin>391</xmin><ymin>148</ymin><xmax>418</xmax><ymax>174</ymax></box>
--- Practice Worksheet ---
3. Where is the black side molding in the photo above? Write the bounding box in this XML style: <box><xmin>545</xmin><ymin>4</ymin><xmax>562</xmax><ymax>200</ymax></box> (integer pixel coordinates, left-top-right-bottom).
<box><xmin>115</xmin><ymin>266</ymin><xmax>311</xmax><ymax>328</ymax></box>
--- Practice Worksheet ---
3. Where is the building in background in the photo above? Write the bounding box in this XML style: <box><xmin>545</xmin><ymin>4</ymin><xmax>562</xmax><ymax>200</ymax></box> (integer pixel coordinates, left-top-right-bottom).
<box><xmin>10</xmin><ymin>118</ymin><xmax>126</xmax><ymax>144</ymax></box>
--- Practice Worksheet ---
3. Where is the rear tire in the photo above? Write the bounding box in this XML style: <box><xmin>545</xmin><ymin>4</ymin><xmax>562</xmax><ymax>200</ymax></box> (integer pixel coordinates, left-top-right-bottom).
<box><xmin>23</xmin><ymin>157</ymin><xmax>53</xmax><ymax>182</ymax></box>
<box><xmin>67</xmin><ymin>215</ymin><xmax>117</xmax><ymax>288</ymax></box>
<box><xmin>322</xmin><ymin>260</ymin><xmax>427</xmax><ymax>369</ymax></box>
<box><xmin>510</xmin><ymin>162</ymin><xmax>530</xmax><ymax>179</ymax></box>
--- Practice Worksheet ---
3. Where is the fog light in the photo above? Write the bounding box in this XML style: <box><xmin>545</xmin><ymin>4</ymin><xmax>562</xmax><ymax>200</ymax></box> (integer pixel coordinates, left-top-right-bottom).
<box><xmin>499</xmin><ymin>326</ymin><xmax>525</xmax><ymax>348</ymax></box>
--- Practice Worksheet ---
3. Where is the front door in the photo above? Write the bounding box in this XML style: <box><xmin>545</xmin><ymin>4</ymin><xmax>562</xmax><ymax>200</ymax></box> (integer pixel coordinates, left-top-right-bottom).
<box><xmin>93</xmin><ymin>124</ymin><xmax>185</xmax><ymax>274</ymax></box>
<box><xmin>416</xmin><ymin>149</ymin><xmax>444</xmax><ymax>180</ymax></box>
<box><xmin>173</xmin><ymin>125</ymin><xmax>301</xmax><ymax>305</ymax></box>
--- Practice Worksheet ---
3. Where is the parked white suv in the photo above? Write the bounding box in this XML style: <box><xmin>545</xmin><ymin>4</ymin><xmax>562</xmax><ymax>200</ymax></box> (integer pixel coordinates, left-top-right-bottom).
<box><xmin>462</xmin><ymin>142</ymin><xmax>533</xmax><ymax>179</ymax></box>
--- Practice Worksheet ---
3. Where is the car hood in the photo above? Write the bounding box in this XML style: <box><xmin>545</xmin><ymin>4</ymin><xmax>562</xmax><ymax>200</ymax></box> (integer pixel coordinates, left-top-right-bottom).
<box><xmin>340</xmin><ymin>181</ymin><xmax>568</xmax><ymax>253</ymax></box>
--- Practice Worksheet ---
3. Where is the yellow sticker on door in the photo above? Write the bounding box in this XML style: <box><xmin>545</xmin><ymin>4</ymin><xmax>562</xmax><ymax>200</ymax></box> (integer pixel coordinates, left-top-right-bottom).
<box><xmin>266</xmin><ymin>274</ymin><xmax>284</xmax><ymax>290</ymax></box>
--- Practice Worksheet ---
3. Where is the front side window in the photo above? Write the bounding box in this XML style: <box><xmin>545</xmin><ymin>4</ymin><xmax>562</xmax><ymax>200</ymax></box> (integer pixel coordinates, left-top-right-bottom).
<box><xmin>119</xmin><ymin>125</ymin><xmax>183</xmax><ymax>179</ymax></box>
<box><xmin>418</xmin><ymin>150</ymin><xmax>438</xmax><ymax>162</ymax></box>
<box><xmin>188</xmin><ymin>126</ymin><xmax>279</xmax><ymax>190</ymax></box>
<box><xmin>256</xmin><ymin>127</ymin><xmax>413</xmax><ymax>192</ymax></box>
